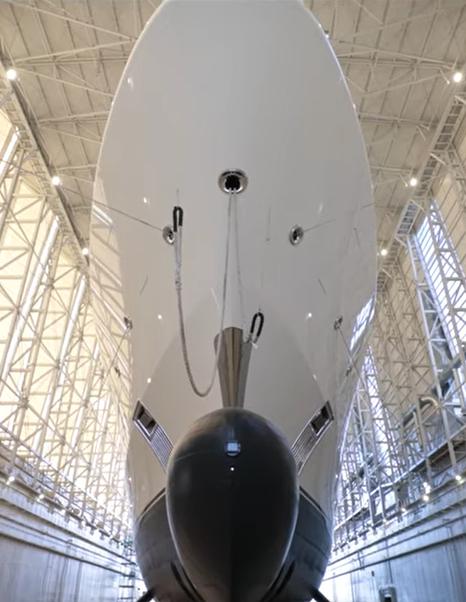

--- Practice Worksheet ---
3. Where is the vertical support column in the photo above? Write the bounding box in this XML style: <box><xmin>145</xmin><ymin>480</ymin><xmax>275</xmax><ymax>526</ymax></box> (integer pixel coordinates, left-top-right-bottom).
<box><xmin>407</xmin><ymin>234</ymin><xmax>459</xmax><ymax>475</ymax></box>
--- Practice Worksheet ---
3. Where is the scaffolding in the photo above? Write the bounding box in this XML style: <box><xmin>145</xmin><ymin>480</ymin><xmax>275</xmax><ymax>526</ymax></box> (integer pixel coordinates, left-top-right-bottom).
<box><xmin>334</xmin><ymin>97</ymin><xmax>466</xmax><ymax>550</ymax></box>
<box><xmin>0</xmin><ymin>106</ymin><xmax>131</xmax><ymax>543</ymax></box>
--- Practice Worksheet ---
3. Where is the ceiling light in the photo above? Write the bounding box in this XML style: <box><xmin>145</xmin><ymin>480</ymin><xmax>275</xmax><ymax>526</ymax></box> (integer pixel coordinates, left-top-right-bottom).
<box><xmin>306</xmin><ymin>312</ymin><xmax>313</xmax><ymax>320</ymax></box>
<box><xmin>147</xmin><ymin>377</ymin><xmax>152</xmax><ymax>384</ymax></box>
<box><xmin>51</xmin><ymin>175</ymin><xmax>61</xmax><ymax>186</ymax></box>
<box><xmin>455</xmin><ymin>474</ymin><xmax>464</xmax><ymax>484</ymax></box>
<box><xmin>143</xmin><ymin>197</ymin><xmax>148</xmax><ymax>204</ymax></box>
<box><xmin>6</xmin><ymin>68</ymin><xmax>17</xmax><ymax>81</ymax></box>
<box><xmin>409</xmin><ymin>176</ymin><xmax>418</xmax><ymax>187</ymax></box>
<box><xmin>82</xmin><ymin>247</ymin><xmax>89</xmax><ymax>257</ymax></box>
<box><xmin>6</xmin><ymin>475</ymin><xmax>15</xmax><ymax>484</ymax></box>
<box><xmin>157</xmin><ymin>314</ymin><xmax>163</xmax><ymax>321</ymax></box>
<box><xmin>37</xmin><ymin>493</ymin><xmax>44</xmax><ymax>501</ymax></box>
<box><xmin>422</xmin><ymin>493</ymin><xmax>430</xmax><ymax>503</ymax></box>
<box><xmin>380</xmin><ymin>248</ymin><xmax>388</xmax><ymax>257</ymax></box>
<box><xmin>453</xmin><ymin>70</ymin><xmax>464</xmax><ymax>83</ymax></box>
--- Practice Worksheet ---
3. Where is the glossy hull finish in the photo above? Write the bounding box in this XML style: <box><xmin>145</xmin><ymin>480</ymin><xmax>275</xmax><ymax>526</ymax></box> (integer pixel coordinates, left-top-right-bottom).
<box><xmin>91</xmin><ymin>0</ymin><xmax>375</xmax><ymax>598</ymax></box>
<box><xmin>166</xmin><ymin>409</ymin><xmax>299</xmax><ymax>601</ymax></box>
<box><xmin>136</xmin><ymin>489</ymin><xmax>331</xmax><ymax>602</ymax></box>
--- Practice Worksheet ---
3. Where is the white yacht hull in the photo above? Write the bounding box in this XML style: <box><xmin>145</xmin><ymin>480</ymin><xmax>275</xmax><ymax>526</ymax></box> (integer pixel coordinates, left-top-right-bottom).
<box><xmin>91</xmin><ymin>1</ymin><xmax>375</xmax><ymax>599</ymax></box>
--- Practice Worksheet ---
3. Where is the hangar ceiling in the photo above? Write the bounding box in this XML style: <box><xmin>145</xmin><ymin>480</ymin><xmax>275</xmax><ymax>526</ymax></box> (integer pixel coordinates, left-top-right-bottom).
<box><xmin>0</xmin><ymin>0</ymin><xmax>466</xmax><ymax>254</ymax></box>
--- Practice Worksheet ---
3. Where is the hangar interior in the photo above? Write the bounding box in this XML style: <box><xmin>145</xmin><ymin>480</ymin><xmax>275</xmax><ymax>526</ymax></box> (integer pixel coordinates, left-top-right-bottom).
<box><xmin>0</xmin><ymin>1</ymin><xmax>465</xmax><ymax>601</ymax></box>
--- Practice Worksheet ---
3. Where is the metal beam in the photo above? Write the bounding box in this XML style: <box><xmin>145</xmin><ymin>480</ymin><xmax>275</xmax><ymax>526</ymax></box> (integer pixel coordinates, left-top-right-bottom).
<box><xmin>0</xmin><ymin>48</ymin><xmax>86</xmax><ymax>268</ymax></box>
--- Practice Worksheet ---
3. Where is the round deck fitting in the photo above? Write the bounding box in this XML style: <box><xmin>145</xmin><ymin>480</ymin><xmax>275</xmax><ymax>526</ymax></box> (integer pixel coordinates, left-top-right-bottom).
<box><xmin>289</xmin><ymin>225</ymin><xmax>304</xmax><ymax>246</ymax></box>
<box><xmin>162</xmin><ymin>225</ymin><xmax>175</xmax><ymax>245</ymax></box>
<box><xmin>218</xmin><ymin>170</ymin><xmax>248</xmax><ymax>194</ymax></box>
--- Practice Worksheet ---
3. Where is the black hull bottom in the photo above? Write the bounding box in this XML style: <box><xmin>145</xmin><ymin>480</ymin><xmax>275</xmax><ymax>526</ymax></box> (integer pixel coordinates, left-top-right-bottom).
<box><xmin>135</xmin><ymin>489</ymin><xmax>331</xmax><ymax>602</ymax></box>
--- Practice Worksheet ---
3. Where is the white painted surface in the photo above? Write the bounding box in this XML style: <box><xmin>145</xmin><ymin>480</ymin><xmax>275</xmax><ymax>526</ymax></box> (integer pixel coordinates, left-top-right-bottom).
<box><xmin>91</xmin><ymin>0</ymin><xmax>375</xmax><ymax>520</ymax></box>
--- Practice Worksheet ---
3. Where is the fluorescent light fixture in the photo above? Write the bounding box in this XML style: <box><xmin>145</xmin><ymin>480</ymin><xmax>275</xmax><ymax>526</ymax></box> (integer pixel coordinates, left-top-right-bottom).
<box><xmin>6</xmin><ymin>68</ymin><xmax>17</xmax><ymax>81</ymax></box>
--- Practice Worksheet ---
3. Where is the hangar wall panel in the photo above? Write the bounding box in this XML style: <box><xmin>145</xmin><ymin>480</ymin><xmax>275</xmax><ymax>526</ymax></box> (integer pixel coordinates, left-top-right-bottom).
<box><xmin>0</xmin><ymin>483</ymin><xmax>136</xmax><ymax>602</ymax></box>
<box><xmin>324</xmin><ymin>483</ymin><xmax>466</xmax><ymax>602</ymax></box>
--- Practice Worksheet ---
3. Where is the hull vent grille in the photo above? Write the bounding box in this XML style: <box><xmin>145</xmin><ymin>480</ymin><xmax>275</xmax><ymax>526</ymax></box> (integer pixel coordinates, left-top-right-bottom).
<box><xmin>292</xmin><ymin>401</ymin><xmax>334</xmax><ymax>474</ymax></box>
<box><xmin>133</xmin><ymin>401</ymin><xmax>173</xmax><ymax>470</ymax></box>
